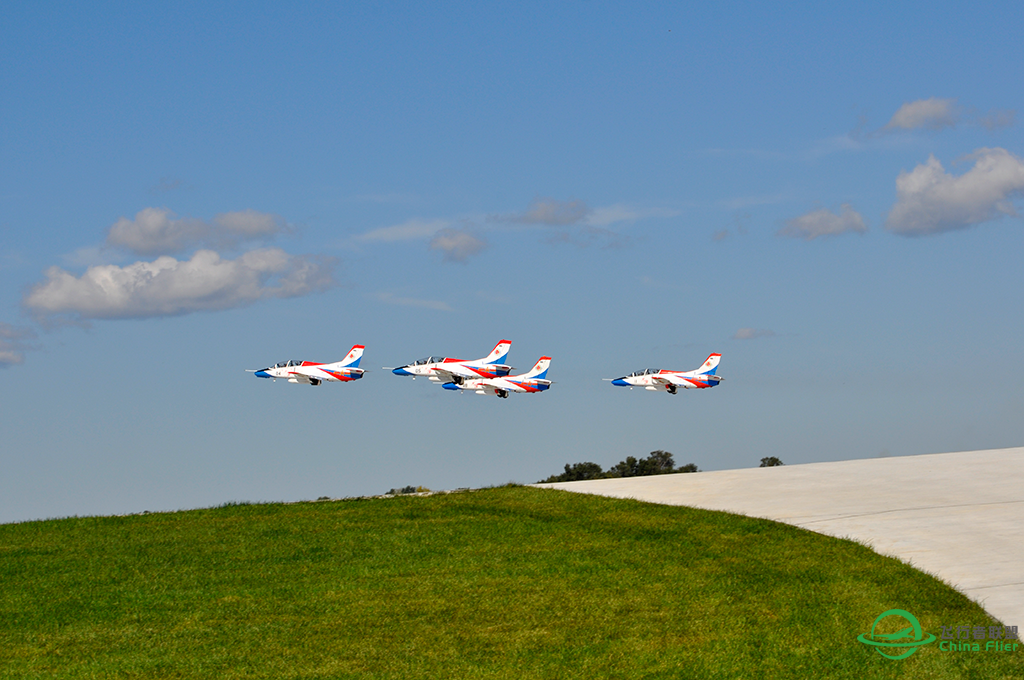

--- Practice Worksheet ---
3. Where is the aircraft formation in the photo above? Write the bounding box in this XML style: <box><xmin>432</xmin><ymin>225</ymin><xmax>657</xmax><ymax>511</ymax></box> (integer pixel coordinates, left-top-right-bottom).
<box><xmin>249</xmin><ymin>340</ymin><xmax>722</xmax><ymax>398</ymax></box>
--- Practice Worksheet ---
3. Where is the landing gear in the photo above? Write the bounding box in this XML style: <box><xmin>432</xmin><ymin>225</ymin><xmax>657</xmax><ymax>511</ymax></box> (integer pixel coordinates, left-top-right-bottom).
<box><xmin>453</xmin><ymin>376</ymin><xmax>465</xmax><ymax>385</ymax></box>
<box><xmin>666</xmin><ymin>384</ymin><xmax>677</xmax><ymax>395</ymax></box>
<box><xmin>496</xmin><ymin>389</ymin><xmax>509</xmax><ymax>399</ymax></box>
<box><xmin>310</xmin><ymin>378</ymin><xmax>321</xmax><ymax>386</ymax></box>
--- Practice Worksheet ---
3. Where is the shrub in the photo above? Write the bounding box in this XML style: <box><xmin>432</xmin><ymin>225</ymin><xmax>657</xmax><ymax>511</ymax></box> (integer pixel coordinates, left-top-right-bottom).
<box><xmin>386</xmin><ymin>486</ymin><xmax>424</xmax><ymax>495</ymax></box>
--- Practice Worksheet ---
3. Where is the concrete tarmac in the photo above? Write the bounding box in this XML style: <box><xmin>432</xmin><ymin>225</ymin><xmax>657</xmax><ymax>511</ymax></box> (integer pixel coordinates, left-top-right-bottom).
<box><xmin>536</xmin><ymin>447</ymin><xmax>1024</xmax><ymax>627</ymax></box>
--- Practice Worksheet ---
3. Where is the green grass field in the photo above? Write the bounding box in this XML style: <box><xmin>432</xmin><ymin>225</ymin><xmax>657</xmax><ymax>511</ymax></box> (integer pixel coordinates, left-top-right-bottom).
<box><xmin>1</xmin><ymin>486</ymin><xmax>1020</xmax><ymax>679</ymax></box>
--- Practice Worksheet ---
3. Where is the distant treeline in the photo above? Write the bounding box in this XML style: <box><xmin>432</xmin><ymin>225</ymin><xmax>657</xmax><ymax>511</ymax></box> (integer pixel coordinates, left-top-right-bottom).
<box><xmin>539</xmin><ymin>450</ymin><xmax>699</xmax><ymax>483</ymax></box>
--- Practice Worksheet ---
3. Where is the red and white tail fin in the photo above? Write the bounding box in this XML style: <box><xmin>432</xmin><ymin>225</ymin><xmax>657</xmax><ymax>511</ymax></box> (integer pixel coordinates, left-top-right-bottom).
<box><xmin>338</xmin><ymin>344</ymin><xmax>364</xmax><ymax>368</ymax></box>
<box><xmin>482</xmin><ymin>339</ymin><xmax>511</xmax><ymax>365</ymax></box>
<box><xmin>522</xmin><ymin>356</ymin><xmax>551</xmax><ymax>379</ymax></box>
<box><xmin>696</xmin><ymin>353</ymin><xmax>721</xmax><ymax>375</ymax></box>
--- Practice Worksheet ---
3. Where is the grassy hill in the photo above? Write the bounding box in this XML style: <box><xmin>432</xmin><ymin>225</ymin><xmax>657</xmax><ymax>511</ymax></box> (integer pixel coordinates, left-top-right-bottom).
<box><xmin>1</xmin><ymin>486</ymin><xmax>1019</xmax><ymax>679</ymax></box>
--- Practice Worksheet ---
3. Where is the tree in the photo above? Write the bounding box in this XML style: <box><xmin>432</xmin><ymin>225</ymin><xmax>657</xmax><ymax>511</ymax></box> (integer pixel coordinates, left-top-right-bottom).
<box><xmin>607</xmin><ymin>456</ymin><xmax>640</xmax><ymax>478</ymax></box>
<box><xmin>540</xmin><ymin>451</ymin><xmax>702</xmax><ymax>482</ymax></box>
<box><xmin>607</xmin><ymin>451</ymin><xmax>688</xmax><ymax>478</ymax></box>
<box><xmin>538</xmin><ymin>461</ymin><xmax>605</xmax><ymax>483</ymax></box>
<box><xmin>637</xmin><ymin>450</ymin><xmax>676</xmax><ymax>475</ymax></box>
<box><xmin>759</xmin><ymin>457</ymin><xmax>784</xmax><ymax>467</ymax></box>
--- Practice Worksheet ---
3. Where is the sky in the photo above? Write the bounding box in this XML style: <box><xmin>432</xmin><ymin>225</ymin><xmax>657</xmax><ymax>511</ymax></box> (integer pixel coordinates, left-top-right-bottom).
<box><xmin>2</xmin><ymin>2</ymin><xmax>1023</xmax><ymax>524</ymax></box>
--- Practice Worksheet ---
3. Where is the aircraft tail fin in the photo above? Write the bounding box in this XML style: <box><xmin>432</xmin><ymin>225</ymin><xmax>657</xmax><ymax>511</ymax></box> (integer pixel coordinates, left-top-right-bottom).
<box><xmin>340</xmin><ymin>344</ymin><xmax>365</xmax><ymax>368</ymax></box>
<box><xmin>484</xmin><ymin>339</ymin><xmax>511</xmax><ymax>365</ymax></box>
<box><xmin>696</xmin><ymin>353</ymin><xmax>721</xmax><ymax>375</ymax></box>
<box><xmin>522</xmin><ymin>356</ymin><xmax>551</xmax><ymax>379</ymax></box>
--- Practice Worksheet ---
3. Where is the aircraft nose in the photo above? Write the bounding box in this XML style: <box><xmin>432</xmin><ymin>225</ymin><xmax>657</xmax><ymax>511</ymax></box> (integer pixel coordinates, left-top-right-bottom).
<box><xmin>611</xmin><ymin>378</ymin><xmax>628</xmax><ymax>387</ymax></box>
<box><xmin>392</xmin><ymin>366</ymin><xmax>412</xmax><ymax>376</ymax></box>
<box><xmin>255</xmin><ymin>370</ymin><xmax>271</xmax><ymax>379</ymax></box>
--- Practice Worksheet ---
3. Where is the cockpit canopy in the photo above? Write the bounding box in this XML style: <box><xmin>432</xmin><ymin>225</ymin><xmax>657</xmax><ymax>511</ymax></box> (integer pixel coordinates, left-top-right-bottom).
<box><xmin>626</xmin><ymin>368</ymin><xmax>662</xmax><ymax>377</ymax></box>
<box><xmin>273</xmin><ymin>360</ymin><xmax>304</xmax><ymax>368</ymax></box>
<box><xmin>411</xmin><ymin>356</ymin><xmax>445</xmax><ymax>366</ymax></box>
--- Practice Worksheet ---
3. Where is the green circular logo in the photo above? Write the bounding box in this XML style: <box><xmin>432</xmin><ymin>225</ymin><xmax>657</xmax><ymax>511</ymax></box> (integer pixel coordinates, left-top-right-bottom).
<box><xmin>857</xmin><ymin>609</ymin><xmax>937</xmax><ymax>659</ymax></box>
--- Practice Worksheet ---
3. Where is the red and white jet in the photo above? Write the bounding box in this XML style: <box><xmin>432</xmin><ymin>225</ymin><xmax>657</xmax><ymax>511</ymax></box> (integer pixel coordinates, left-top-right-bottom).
<box><xmin>390</xmin><ymin>340</ymin><xmax>513</xmax><ymax>386</ymax></box>
<box><xmin>609</xmin><ymin>353</ymin><xmax>722</xmax><ymax>394</ymax></box>
<box><xmin>442</xmin><ymin>356</ymin><xmax>552</xmax><ymax>398</ymax></box>
<box><xmin>250</xmin><ymin>344</ymin><xmax>365</xmax><ymax>386</ymax></box>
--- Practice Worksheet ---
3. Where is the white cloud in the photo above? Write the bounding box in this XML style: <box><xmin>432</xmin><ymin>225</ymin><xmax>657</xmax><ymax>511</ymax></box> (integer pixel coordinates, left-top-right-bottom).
<box><xmin>584</xmin><ymin>204</ymin><xmax>680</xmax><ymax>227</ymax></box>
<box><xmin>545</xmin><ymin>225</ymin><xmax>630</xmax><ymax>249</ymax></box>
<box><xmin>355</xmin><ymin>219</ymin><xmax>488</xmax><ymax>262</ymax></box>
<box><xmin>24</xmin><ymin>248</ymin><xmax>334</xmax><ymax>320</ymax></box>
<box><xmin>778</xmin><ymin>204</ymin><xmax>867</xmax><ymax>240</ymax></box>
<box><xmin>107</xmin><ymin>208</ymin><xmax>205</xmax><ymax>254</ymax></box>
<box><xmin>495</xmin><ymin>198</ymin><xmax>591</xmax><ymax>225</ymax></box>
<box><xmin>212</xmin><ymin>209</ymin><xmax>284</xmax><ymax>237</ymax></box>
<box><xmin>884</xmin><ymin>97</ymin><xmax>959</xmax><ymax>131</ymax></box>
<box><xmin>374</xmin><ymin>292</ymin><xmax>453</xmax><ymax>312</ymax></box>
<box><xmin>733</xmin><ymin>328</ymin><xmax>775</xmax><ymax>340</ymax></box>
<box><xmin>356</xmin><ymin>199</ymin><xmax>673</xmax><ymax>257</ymax></box>
<box><xmin>712</xmin><ymin>213</ymin><xmax>751</xmax><ymax>242</ymax></box>
<box><xmin>356</xmin><ymin>218</ymin><xmax>450</xmax><ymax>243</ymax></box>
<box><xmin>881</xmin><ymin>98</ymin><xmax>1016</xmax><ymax>133</ymax></box>
<box><xmin>978</xmin><ymin>109</ymin><xmax>1016</xmax><ymax>131</ymax></box>
<box><xmin>0</xmin><ymin>323</ymin><xmax>37</xmax><ymax>367</ymax></box>
<box><xmin>429</xmin><ymin>228</ymin><xmax>487</xmax><ymax>262</ymax></box>
<box><xmin>491</xmin><ymin>198</ymin><xmax>675</xmax><ymax>250</ymax></box>
<box><xmin>106</xmin><ymin>208</ymin><xmax>286</xmax><ymax>255</ymax></box>
<box><xmin>0</xmin><ymin>350</ymin><xmax>22</xmax><ymax>366</ymax></box>
<box><xmin>885</xmin><ymin>148</ymin><xmax>1024</xmax><ymax>236</ymax></box>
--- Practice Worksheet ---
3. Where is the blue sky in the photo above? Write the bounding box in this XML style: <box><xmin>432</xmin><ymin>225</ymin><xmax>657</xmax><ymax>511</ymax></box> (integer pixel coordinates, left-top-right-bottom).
<box><xmin>3</xmin><ymin>2</ymin><xmax>1023</xmax><ymax>523</ymax></box>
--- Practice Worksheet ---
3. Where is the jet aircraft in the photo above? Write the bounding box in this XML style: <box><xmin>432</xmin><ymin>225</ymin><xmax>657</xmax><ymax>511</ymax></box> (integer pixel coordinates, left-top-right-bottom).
<box><xmin>609</xmin><ymin>353</ymin><xmax>722</xmax><ymax>393</ymax></box>
<box><xmin>390</xmin><ymin>340</ymin><xmax>512</xmax><ymax>385</ymax></box>
<box><xmin>249</xmin><ymin>344</ymin><xmax>365</xmax><ymax>385</ymax></box>
<box><xmin>443</xmin><ymin>356</ymin><xmax>552</xmax><ymax>398</ymax></box>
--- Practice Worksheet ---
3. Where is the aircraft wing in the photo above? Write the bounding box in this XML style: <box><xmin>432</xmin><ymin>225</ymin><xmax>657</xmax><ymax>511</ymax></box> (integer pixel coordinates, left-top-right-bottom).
<box><xmin>429</xmin><ymin>367</ymin><xmax>459</xmax><ymax>383</ymax></box>
<box><xmin>653</xmin><ymin>374</ymin><xmax>721</xmax><ymax>388</ymax></box>
<box><xmin>465</xmin><ymin>377</ymin><xmax>550</xmax><ymax>396</ymax></box>
<box><xmin>649</xmin><ymin>375</ymin><xmax>678</xmax><ymax>390</ymax></box>
<box><xmin>472</xmin><ymin>382</ymin><xmax>502</xmax><ymax>396</ymax></box>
